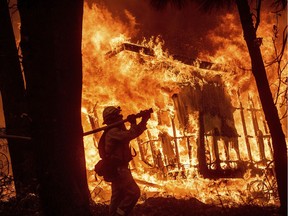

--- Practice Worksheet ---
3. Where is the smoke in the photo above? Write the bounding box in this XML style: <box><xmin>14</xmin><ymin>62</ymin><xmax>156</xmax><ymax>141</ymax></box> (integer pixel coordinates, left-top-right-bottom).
<box><xmin>86</xmin><ymin>0</ymin><xmax>234</xmax><ymax>59</ymax></box>
<box><xmin>86</xmin><ymin>0</ymin><xmax>287</xmax><ymax>67</ymax></box>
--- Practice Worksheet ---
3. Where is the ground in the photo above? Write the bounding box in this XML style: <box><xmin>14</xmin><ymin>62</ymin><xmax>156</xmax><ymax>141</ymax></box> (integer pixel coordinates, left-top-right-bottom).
<box><xmin>91</xmin><ymin>197</ymin><xmax>282</xmax><ymax>216</ymax></box>
<box><xmin>0</xmin><ymin>195</ymin><xmax>282</xmax><ymax>216</ymax></box>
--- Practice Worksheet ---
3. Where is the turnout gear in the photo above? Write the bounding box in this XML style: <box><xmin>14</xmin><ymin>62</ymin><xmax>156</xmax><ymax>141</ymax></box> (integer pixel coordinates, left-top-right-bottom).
<box><xmin>96</xmin><ymin>107</ymin><xmax>151</xmax><ymax>216</ymax></box>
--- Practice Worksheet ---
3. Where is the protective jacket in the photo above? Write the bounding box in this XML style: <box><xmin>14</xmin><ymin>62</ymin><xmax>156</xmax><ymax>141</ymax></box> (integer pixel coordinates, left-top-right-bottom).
<box><xmin>104</xmin><ymin>121</ymin><xmax>147</xmax><ymax>166</ymax></box>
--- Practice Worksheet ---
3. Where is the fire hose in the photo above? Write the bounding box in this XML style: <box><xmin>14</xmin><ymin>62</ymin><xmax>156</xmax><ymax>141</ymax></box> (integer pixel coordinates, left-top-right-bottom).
<box><xmin>83</xmin><ymin>108</ymin><xmax>153</xmax><ymax>136</ymax></box>
<box><xmin>0</xmin><ymin>108</ymin><xmax>153</xmax><ymax>140</ymax></box>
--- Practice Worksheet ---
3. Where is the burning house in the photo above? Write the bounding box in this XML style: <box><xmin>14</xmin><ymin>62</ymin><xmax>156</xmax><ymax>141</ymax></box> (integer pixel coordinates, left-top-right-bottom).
<box><xmin>81</xmin><ymin>41</ymin><xmax>276</xmax><ymax>205</ymax></box>
<box><xmin>101</xmin><ymin>42</ymin><xmax>273</xmax><ymax>177</ymax></box>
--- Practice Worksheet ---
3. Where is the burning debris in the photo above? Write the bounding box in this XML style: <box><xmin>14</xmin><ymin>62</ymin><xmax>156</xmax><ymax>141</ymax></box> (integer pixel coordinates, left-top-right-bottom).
<box><xmin>105</xmin><ymin>42</ymin><xmax>155</xmax><ymax>59</ymax></box>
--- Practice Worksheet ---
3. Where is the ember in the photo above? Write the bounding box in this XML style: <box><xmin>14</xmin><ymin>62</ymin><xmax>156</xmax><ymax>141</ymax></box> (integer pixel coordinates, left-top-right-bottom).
<box><xmin>81</xmin><ymin>1</ymin><xmax>286</xmax><ymax>208</ymax></box>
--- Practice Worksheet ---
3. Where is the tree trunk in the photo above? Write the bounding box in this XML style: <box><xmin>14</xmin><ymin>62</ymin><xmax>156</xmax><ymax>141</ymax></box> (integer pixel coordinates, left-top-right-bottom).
<box><xmin>18</xmin><ymin>0</ymin><xmax>91</xmax><ymax>215</ymax></box>
<box><xmin>236</xmin><ymin>0</ymin><xmax>287</xmax><ymax>213</ymax></box>
<box><xmin>0</xmin><ymin>0</ymin><xmax>36</xmax><ymax>197</ymax></box>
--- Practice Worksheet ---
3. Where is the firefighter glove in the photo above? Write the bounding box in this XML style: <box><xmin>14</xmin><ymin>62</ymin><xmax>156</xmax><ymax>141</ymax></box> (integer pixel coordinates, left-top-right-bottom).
<box><xmin>127</xmin><ymin>114</ymin><xmax>137</xmax><ymax>124</ymax></box>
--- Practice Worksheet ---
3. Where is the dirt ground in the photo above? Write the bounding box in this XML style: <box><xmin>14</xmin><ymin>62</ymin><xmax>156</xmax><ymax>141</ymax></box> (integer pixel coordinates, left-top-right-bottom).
<box><xmin>0</xmin><ymin>195</ymin><xmax>282</xmax><ymax>216</ymax></box>
<box><xmin>90</xmin><ymin>197</ymin><xmax>281</xmax><ymax>216</ymax></box>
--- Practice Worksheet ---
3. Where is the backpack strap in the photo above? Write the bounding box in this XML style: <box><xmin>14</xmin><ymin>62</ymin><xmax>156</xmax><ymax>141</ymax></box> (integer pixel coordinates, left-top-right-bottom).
<box><xmin>98</xmin><ymin>127</ymin><xmax>117</xmax><ymax>159</ymax></box>
<box><xmin>98</xmin><ymin>129</ymin><xmax>109</xmax><ymax>159</ymax></box>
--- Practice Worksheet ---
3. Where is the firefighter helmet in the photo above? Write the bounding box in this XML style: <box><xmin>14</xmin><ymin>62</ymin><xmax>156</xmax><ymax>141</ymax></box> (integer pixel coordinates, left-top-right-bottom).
<box><xmin>102</xmin><ymin>106</ymin><xmax>121</xmax><ymax>124</ymax></box>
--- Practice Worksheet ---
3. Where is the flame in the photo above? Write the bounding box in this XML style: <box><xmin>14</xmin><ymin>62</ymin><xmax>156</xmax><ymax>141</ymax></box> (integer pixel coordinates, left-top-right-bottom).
<box><xmin>81</xmin><ymin>2</ymin><xmax>286</xmax><ymax>207</ymax></box>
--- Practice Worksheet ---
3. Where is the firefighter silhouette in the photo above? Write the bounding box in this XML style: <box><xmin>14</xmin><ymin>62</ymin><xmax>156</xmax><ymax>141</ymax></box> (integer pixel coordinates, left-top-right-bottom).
<box><xmin>100</xmin><ymin>106</ymin><xmax>151</xmax><ymax>216</ymax></box>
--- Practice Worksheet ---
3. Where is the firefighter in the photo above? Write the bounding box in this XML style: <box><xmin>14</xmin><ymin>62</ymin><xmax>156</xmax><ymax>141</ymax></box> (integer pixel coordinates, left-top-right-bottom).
<box><xmin>101</xmin><ymin>106</ymin><xmax>151</xmax><ymax>216</ymax></box>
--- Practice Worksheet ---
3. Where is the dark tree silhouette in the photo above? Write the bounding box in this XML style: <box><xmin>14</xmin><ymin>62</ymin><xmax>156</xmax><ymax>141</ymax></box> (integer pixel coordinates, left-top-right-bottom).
<box><xmin>0</xmin><ymin>0</ymin><xmax>36</xmax><ymax>197</ymax></box>
<box><xmin>17</xmin><ymin>0</ymin><xmax>91</xmax><ymax>215</ymax></box>
<box><xmin>235</xmin><ymin>1</ymin><xmax>287</xmax><ymax>214</ymax></box>
<box><xmin>150</xmin><ymin>0</ymin><xmax>287</xmax><ymax>214</ymax></box>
